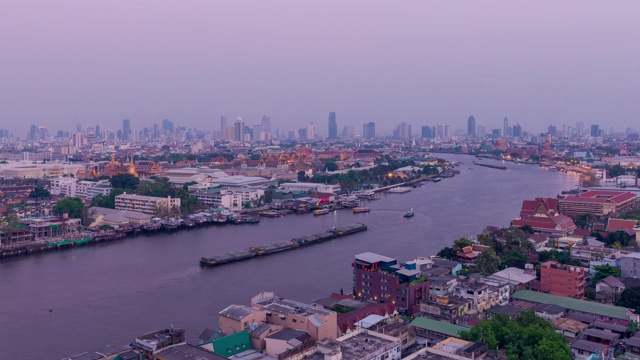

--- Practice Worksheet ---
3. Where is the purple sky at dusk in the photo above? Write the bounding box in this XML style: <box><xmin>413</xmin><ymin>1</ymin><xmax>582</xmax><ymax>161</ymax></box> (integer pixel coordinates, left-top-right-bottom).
<box><xmin>1</xmin><ymin>1</ymin><xmax>639</xmax><ymax>136</ymax></box>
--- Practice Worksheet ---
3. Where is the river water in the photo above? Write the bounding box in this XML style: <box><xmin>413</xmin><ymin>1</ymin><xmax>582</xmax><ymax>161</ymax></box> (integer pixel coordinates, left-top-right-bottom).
<box><xmin>0</xmin><ymin>155</ymin><xmax>578</xmax><ymax>359</ymax></box>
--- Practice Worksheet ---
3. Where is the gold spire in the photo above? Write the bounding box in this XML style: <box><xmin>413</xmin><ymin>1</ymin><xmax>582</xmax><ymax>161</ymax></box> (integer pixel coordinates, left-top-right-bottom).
<box><xmin>128</xmin><ymin>156</ymin><xmax>139</xmax><ymax>177</ymax></box>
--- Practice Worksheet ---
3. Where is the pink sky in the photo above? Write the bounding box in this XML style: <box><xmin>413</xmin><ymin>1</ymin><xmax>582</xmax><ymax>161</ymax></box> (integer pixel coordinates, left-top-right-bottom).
<box><xmin>1</xmin><ymin>1</ymin><xmax>639</xmax><ymax>135</ymax></box>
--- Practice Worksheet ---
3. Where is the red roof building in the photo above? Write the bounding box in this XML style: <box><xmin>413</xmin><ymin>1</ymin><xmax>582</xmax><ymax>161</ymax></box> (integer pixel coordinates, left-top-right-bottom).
<box><xmin>511</xmin><ymin>198</ymin><xmax>577</xmax><ymax>236</ymax></box>
<box><xmin>607</xmin><ymin>218</ymin><xmax>638</xmax><ymax>237</ymax></box>
<box><xmin>559</xmin><ymin>190</ymin><xmax>638</xmax><ymax>216</ymax></box>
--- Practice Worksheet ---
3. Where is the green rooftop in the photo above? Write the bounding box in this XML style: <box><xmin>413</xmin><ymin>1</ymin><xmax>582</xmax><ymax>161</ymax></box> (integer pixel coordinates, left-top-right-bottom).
<box><xmin>211</xmin><ymin>330</ymin><xmax>251</xmax><ymax>357</ymax></box>
<box><xmin>511</xmin><ymin>290</ymin><xmax>630</xmax><ymax>320</ymax></box>
<box><xmin>410</xmin><ymin>317</ymin><xmax>470</xmax><ymax>337</ymax></box>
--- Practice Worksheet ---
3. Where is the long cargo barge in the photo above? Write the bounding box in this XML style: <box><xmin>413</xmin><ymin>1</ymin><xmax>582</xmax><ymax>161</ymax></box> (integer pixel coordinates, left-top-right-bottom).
<box><xmin>200</xmin><ymin>223</ymin><xmax>367</xmax><ymax>267</ymax></box>
<box><xmin>472</xmin><ymin>161</ymin><xmax>507</xmax><ymax>170</ymax></box>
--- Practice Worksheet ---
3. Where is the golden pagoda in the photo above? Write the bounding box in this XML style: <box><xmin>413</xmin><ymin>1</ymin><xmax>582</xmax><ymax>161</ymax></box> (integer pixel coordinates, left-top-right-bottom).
<box><xmin>128</xmin><ymin>157</ymin><xmax>139</xmax><ymax>177</ymax></box>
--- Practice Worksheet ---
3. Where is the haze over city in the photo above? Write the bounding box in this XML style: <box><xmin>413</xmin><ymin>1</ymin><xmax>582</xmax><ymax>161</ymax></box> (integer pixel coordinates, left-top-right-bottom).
<box><xmin>2</xmin><ymin>1</ymin><xmax>639</xmax><ymax>136</ymax></box>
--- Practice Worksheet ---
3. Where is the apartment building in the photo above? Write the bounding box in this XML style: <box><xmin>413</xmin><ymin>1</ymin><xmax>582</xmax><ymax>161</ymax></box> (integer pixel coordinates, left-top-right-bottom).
<box><xmin>115</xmin><ymin>193</ymin><xmax>180</xmax><ymax>216</ymax></box>
<box><xmin>540</xmin><ymin>261</ymin><xmax>587</xmax><ymax>298</ymax></box>
<box><xmin>250</xmin><ymin>292</ymin><xmax>338</xmax><ymax>340</ymax></box>
<box><xmin>353</xmin><ymin>252</ymin><xmax>430</xmax><ymax>315</ymax></box>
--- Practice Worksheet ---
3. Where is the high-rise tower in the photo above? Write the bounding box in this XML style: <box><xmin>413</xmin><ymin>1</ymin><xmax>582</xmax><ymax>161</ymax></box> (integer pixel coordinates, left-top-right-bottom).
<box><xmin>328</xmin><ymin>111</ymin><xmax>338</xmax><ymax>139</ymax></box>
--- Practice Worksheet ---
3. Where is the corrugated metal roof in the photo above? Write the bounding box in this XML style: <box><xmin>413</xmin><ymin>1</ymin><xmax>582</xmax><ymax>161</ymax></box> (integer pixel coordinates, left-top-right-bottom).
<box><xmin>510</xmin><ymin>290</ymin><xmax>630</xmax><ymax>320</ymax></box>
<box><xmin>409</xmin><ymin>317</ymin><xmax>469</xmax><ymax>337</ymax></box>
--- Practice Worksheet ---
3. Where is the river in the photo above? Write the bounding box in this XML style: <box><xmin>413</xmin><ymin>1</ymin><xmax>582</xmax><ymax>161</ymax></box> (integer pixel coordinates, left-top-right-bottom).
<box><xmin>0</xmin><ymin>155</ymin><xmax>578</xmax><ymax>359</ymax></box>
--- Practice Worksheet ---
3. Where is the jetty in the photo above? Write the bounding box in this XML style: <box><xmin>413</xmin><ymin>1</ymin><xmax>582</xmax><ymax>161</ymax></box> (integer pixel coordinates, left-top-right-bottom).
<box><xmin>200</xmin><ymin>223</ymin><xmax>368</xmax><ymax>267</ymax></box>
<box><xmin>473</xmin><ymin>161</ymin><xmax>507</xmax><ymax>170</ymax></box>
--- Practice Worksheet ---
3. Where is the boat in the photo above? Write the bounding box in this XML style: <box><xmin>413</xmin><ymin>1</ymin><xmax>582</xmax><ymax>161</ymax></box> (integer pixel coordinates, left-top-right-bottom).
<box><xmin>389</xmin><ymin>186</ymin><xmax>411</xmax><ymax>193</ymax></box>
<box><xmin>404</xmin><ymin>209</ymin><xmax>415</xmax><ymax>218</ymax></box>
<box><xmin>432</xmin><ymin>178</ymin><xmax>442</xmax><ymax>182</ymax></box>
<box><xmin>353</xmin><ymin>207</ymin><xmax>371</xmax><ymax>213</ymax></box>
<box><xmin>313</xmin><ymin>208</ymin><xmax>330</xmax><ymax>215</ymax></box>
<box><xmin>200</xmin><ymin>223</ymin><xmax>368</xmax><ymax>267</ymax></box>
<box><xmin>200</xmin><ymin>251</ymin><xmax>257</xmax><ymax>266</ymax></box>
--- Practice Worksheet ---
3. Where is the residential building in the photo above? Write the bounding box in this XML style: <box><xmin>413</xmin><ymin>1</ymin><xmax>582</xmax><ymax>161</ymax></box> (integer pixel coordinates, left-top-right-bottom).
<box><xmin>558</xmin><ymin>190</ymin><xmax>638</xmax><ymax>216</ymax></box>
<box><xmin>553</xmin><ymin>317</ymin><xmax>589</xmax><ymax>339</ymax></box>
<box><xmin>510</xmin><ymin>290</ymin><xmax>632</xmax><ymax>323</ymax></box>
<box><xmin>571</xmin><ymin>339</ymin><xmax>606</xmax><ymax>360</ymax></box>
<box><xmin>409</xmin><ymin>317</ymin><xmax>468</xmax><ymax>340</ymax></box>
<box><xmin>115</xmin><ymin>193</ymin><xmax>181</xmax><ymax>216</ymax></box>
<box><xmin>218</xmin><ymin>304</ymin><xmax>267</xmax><ymax>335</ymax></box>
<box><xmin>419</xmin><ymin>296</ymin><xmax>471</xmax><ymax>324</ymax></box>
<box><xmin>595</xmin><ymin>276</ymin><xmax>625</xmax><ymax>295</ymax></box>
<box><xmin>353</xmin><ymin>252</ymin><xmax>430</xmax><ymax>315</ymax></box>
<box><xmin>250</xmin><ymin>292</ymin><xmax>338</xmax><ymax>340</ymax></box>
<box><xmin>540</xmin><ymin>261</ymin><xmax>586</xmax><ymax>298</ymax></box>
<box><xmin>452</xmin><ymin>279</ymin><xmax>491</xmax><ymax>313</ymax></box>
<box><xmin>279</xmin><ymin>182</ymin><xmax>341</xmax><ymax>194</ymax></box>
<box><xmin>312</xmin><ymin>328</ymin><xmax>401</xmax><ymax>360</ymax></box>
<box><xmin>620</xmin><ymin>253</ymin><xmax>640</xmax><ymax>278</ymax></box>
<box><xmin>50</xmin><ymin>176</ymin><xmax>78</xmax><ymax>197</ymax></box>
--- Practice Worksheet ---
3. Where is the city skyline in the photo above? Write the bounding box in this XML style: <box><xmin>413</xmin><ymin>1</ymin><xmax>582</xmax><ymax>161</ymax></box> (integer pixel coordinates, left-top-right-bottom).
<box><xmin>2</xmin><ymin>1</ymin><xmax>639</xmax><ymax>135</ymax></box>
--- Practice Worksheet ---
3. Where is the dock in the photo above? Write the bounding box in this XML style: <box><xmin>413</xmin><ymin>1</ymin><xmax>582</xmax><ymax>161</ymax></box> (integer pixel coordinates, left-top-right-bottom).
<box><xmin>200</xmin><ymin>223</ymin><xmax>368</xmax><ymax>267</ymax></box>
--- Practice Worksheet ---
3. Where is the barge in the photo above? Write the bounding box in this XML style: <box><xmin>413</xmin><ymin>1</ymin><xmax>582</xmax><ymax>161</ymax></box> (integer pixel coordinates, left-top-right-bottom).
<box><xmin>473</xmin><ymin>161</ymin><xmax>507</xmax><ymax>170</ymax></box>
<box><xmin>200</xmin><ymin>223</ymin><xmax>367</xmax><ymax>267</ymax></box>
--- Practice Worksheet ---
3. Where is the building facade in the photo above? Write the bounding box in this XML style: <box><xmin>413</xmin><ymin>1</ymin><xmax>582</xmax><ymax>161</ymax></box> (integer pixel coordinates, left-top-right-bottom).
<box><xmin>540</xmin><ymin>261</ymin><xmax>587</xmax><ymax>298</ymax></box>
<box><xmin>353</xmin><ymin>252</ymin><xmax>430</xmax><ymax>315</ymax></box>
<box><xmin>115</xmin><ymin>193</ymin><xmax>181</xmax><ymax>216</ymax></box>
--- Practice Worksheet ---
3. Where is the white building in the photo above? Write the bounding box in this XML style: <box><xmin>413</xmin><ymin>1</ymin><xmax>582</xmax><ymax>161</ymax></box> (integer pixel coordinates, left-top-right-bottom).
<box><xmin>115</xmin><ymin>193</ymin><xmax>181</xmax><ymax>216</ymax></box>
<box><xmin>193</xmin><ymin>187</ymin><xmax>265</xmax><ymax>210</ymax></box>
<box><xmin>279</xmin><ymin>182</ymin><xmax>341</xmax><ymax>194</ymax></box>
<box><xmin>50</xmin><ymin>177</ymin><xmax>78</xmax><ymax>196</ymax></box>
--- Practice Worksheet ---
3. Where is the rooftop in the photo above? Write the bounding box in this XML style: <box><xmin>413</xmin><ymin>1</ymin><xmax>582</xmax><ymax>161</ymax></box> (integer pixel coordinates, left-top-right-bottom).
<box><xmin>354</xmin><ymin>252</ymin><xmax>396</xmax><ymax>264</ymax></box>
<box><xmin>410</xmin><ymin>317</ymin><xmax>469</xmax><ymax>338</ymax></box>
<box><xmin>510</xmin><ymin>290</ymin><xmax>631</xmax><ymax>320</ymax></box>
<box><xmin>219</xmin><ymin>304</ymin><xmax>260</xmax><ymax>320</ymax></box>
<box><xmin>155</xmin><ymin>343</ymin><xmax>226</xmax><ymax>360</ymax></box>
<box><xmin>252</xmin><ymin>293</ymin><xmax>334</xmax><ymax>318</ymax></box>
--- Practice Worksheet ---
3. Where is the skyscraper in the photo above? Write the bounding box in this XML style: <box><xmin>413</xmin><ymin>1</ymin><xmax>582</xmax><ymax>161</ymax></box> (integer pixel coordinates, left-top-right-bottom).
<box><xmin>590</xmin><ymin>125</ymin><xmax>600</xmax><ymax>137</ymax></box>
<box><xmin>467</xmin><ymin>116</ymin><xmax>476</xmax><ymax>137</ymax></box>
<box><xmin>421</xmin><ymin>125</ymin><xmax>432</xmax><ymax>138</ymax></box>
<box><xmin>363</xmin><ymin>122</ymin><xmax>375</xmax><ymax>139</ymax></box>
<box><xmin>576</xmin><ymin>122</ymin><xmax>584</xmax><ymax>135</ymax></box>
<box><xmin>122</xmin><ymin>119</ymin><xmax>131</xmax><ymax>140</ymax></box>
<box><xmin>547</xmin><ymin>125</ymin><xmax>557</xmax><ymax>136</ymax></box>
<box><xmin>394</xmin><ymin>122</ymin><xmax>411</xmax><ymax>139</ymax></box>
<box><xmin>503</xmin><ymin>117</ymin><xmax>509</xmax><ymax>137</ymax></box>
<box><xmin>234</xmin><ymin>117</ymin><xmax>245</xmax><ymax>142</ymax></box>
<box><xmin>307</xmin><ymin>122</ymin><xmax>315</xmax><ymax>140</ymax></box>
<box><xmin>444</xmin><ymin>125</ymin><xmax>451</xmax><ymax>138</ymax></box>
<box><xmin>328</xmin><ymin>111</ymin><xmax>337</xmax><ymax>139</ymax></box>
<box><xmin>261</xmin><ymin>115</ymin><xmax>271</xmax><ymax>134</ymax></box>
<box><xmin>162</xmin><ymin>119</ymin><xmax>174</xmax><ymax>133</ymax></box>
<box><xmin>512</xmin><ymin>123</ymin><xmax>522</xmax><ymax>137</ymax></box>
<box><xmin>220</xmin><ymin>116</ymin><xmax>228</xmax><ymax>131</ymax></box>
<box><xmin>95</xmin><ymin>124</ymin><xmax>101</xmax><ymax>139</ymax></box>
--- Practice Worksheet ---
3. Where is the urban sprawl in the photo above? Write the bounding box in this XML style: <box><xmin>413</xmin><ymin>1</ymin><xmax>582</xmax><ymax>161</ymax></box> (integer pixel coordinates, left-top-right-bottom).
<box><xmin>2</xmin><ymin>114</ymin><xmax>640</xmax><ymax>360</ymax></box>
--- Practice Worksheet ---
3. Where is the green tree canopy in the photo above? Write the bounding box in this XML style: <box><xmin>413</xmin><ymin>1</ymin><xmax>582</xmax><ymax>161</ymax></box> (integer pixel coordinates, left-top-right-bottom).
<box><xmin>617</xmin><ymin>286</ymin><xmax>640</xmax><ymax>312</ymax></box>
<box><xmin>593</xmin><ymin>264</ymin><xmax>621</xmax><ymax>283</ymax></box>
<box><xmin>110</xmin><ymin>173</ymin><xmax>140</xmax><ymax>191</ymax></box>
<box><xmin>476</xmin><ymin>248</ymin><xmax>501</xmax><ymax>274</ymax></box>
<box><xmin>436</xmin><ymin>247</ymin><xmax>457</xmax><ymax>260</ymax></box>
<box><xmin>53</xmin><ymin>198</ymin><xmax>87</xmax><ymax>224</ymax></box>
<box><xmin>460</xmin><ymin>311</ymin><xmax>571</xmax><ymax>360</ymax></box>
<box><xmin>452</xmin><ymin>237</ymin><xmax>474</xmax><ymax>252</ymax></box>
<box><xmin>325</xmin><ymin>161</ymin><xmax>339</xmax><ymax>172</ymax></box>
<box><xmin>90</xmin><ymin>188</ymin><xmax>126</xmax><ymax>209</ymax></box>
<box><xmin>29</xmin><ymin>187</ymin><xmax>51</xmax><ymax>198</ymax></box>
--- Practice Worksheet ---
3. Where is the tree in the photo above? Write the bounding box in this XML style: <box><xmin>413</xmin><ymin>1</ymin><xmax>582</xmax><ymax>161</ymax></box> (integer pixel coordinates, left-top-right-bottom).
<box><xmin>297</xmin><ymin>171</ymin><xmax>308</xmax><ymax>182</ymax></box>
<box><xmin>53</xmin><ymin>198</ymin><xmax>88</xmax><ymax>225</ymax></box>
<box><xmin>110</xmin><ymin>173</ymin><xmax>140</xmax><ymax>191</ymax></box>
<box><xmin>29</xmin><ymin>187</ymin><xmax>51</xmax><ymax>198</ymax></box>
<box><xmin>460</xmin><ymin>311</ymin><xmax>571</xmax><ymax>360</ymax></box>
<box><xmin>477</xmin><ymin>248</ymin><xmax>501</xmax><ymax>274</ymax></box>
<box><xmin>605</xmin><ymin>231</ymin><xmax>632</xmax><ymax>248</ymax></box>
<box><xmin>617</xmin><ymin>287</ymin><xmax>640</xmax><ymax>312</ymax></box>
<box><xmin>90</xmin><ymin>188</ymin><xmax>125</xmax><ymax>209</ymax></box>
<box><xmin>183</xmin><ymin>181</ymin><xmax>197</xmax><ymax>191</ymax></box>
<box><xmin>502</xmin><ymin>250</ymin><xmax>528</xmax><ymax>269</ymax></box>
<box><xmin>593</xmin><ymin>264</ymin><xmax>620</xmax><ymax>283</ymax></box>
<box><xmin>325</xmin><ymin>162</ymin><xmax>338</xmax><ymax>172</ymax></box>
<box><xmin>436</xmin><ymin>247</ymin><xmax>457</xmax><ymax>260</ymax></box>
<box><xmin>607</xmin><ymin>164</ymin><xmax>627</xmax><ymax>178</ymax></box>
<box><xmin>519</xmin><ymin>225</ymin><xmax>534</xmax><ymax>234</ymax></box>
<box><xmin>452</xmin><ymin>237</ymin><xmax>473</xmax><ymax>252</ymax></box>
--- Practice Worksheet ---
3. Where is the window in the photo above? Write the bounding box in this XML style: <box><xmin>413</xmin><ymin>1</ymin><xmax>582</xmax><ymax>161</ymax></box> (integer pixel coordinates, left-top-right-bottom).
<box><xmin>397</xmin><ymin>289</ymin><xmax>405</xmax><ymax>294</ymax></box>
<box><xmin>292</xmin><ymin>318</ymin><xmax>297</xmax><ymax>323</ymax></box>
<box><xmin>363</xmin><ymin>289</ymin><xmax>371</xmax><ymax>294</ymax></box>
<box><xmin>381</xmin><ymin>278</ymin><xmax>389</xmax><ymax>283</ymax></box>
<box><xmin>381</xmin><ymin>285</ymin><xmax>389</xmax><ymax>290</ymax></box>
<box><xmin>362</xmin><ymin>281</ymin><xmax>372</xmax><ymax>287</ymax></box>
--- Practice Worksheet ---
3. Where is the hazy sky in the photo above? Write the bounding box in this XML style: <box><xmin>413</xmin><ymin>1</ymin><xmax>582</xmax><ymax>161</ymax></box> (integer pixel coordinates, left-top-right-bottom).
<box><xmin>1</xmin><ymin>1</ymin><xmax>639</xmax><ymax>136</ymax></box>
